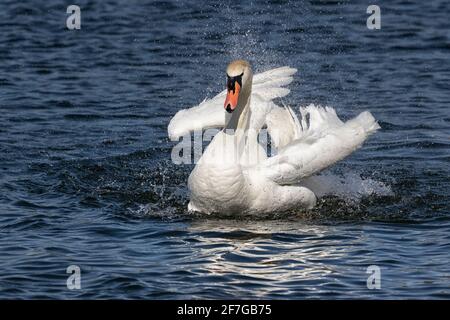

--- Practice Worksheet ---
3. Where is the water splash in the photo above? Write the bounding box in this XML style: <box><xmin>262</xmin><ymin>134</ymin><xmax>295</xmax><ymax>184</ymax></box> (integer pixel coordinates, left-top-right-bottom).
<box><xmin>302</xmin><ymin>171</ymin><xmax>393</xmax><ymax>202</ymax></box>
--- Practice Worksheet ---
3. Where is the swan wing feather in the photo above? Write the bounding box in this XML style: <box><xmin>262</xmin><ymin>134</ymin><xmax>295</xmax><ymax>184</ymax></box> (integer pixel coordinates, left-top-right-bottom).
<box><xmin>260</xmin><ymin>104</ymin><xmax>380</xmax><ymax>185</ymax></box>
<box><xmin>168</xmin><ymin>66</ymin><xmax>297</xmax><ymax>140</ymax></box>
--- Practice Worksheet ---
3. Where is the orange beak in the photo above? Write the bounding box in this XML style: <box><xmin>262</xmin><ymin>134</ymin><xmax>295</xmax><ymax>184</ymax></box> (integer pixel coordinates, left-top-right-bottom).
<box><xmin>224</xmin><ymin>82</ymin><xmax>240</xmax><ymax>113</ymax></box>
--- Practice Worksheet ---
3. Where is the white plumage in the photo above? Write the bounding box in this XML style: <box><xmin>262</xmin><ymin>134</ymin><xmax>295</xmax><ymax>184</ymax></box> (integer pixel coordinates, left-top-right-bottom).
<box><xmin>168</xmin><ymin>62</ymin><xmax>380</xmax><ymax>214</ymax></box>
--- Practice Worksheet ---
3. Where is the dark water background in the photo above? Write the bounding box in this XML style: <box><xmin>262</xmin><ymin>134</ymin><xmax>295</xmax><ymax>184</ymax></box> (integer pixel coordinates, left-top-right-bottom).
<box><xmin>0</xmin><ymin>0</ymin><xmax>449</xmax><ymax>299</ymax></box>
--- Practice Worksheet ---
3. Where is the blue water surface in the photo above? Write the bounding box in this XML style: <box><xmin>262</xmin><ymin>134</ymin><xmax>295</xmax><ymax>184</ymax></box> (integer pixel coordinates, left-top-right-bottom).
<box><xmin>0</xmin><ymin>0</ymin><xmax>449</xmax><ymax>299</ymax></box>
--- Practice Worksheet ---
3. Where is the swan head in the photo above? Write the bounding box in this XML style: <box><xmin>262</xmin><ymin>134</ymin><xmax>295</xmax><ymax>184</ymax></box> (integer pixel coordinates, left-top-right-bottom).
<box><xmin>224</xmin><ymin>60</ymin><xmax>252</xmax><ymax>113</ymax></box>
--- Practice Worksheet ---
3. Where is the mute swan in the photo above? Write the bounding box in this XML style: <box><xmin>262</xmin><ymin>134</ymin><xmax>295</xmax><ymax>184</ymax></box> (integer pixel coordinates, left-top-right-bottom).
<box><xmin>168</xmin><ymin>60</ymin><xmax>380</xmax><ymax>214</ymax></box>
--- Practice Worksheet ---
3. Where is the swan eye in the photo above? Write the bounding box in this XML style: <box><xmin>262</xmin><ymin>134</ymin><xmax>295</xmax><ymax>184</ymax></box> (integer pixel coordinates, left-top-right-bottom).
<box><xmin>226</xmin><ymin>72</ymin><xmax>243</xmax><ymax>94</ymax></box>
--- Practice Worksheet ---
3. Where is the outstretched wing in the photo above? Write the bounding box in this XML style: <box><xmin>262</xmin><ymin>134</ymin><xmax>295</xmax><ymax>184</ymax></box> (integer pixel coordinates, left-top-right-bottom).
<box><xmin>252</xmin><ymin>66</ymin><xmax>297</xmax><ymax>100</ymax></box>
<box><xmin>253</xmin><ymin>67</ymin><xmax>301</xmax><ymax>149</ymax></box>
<box><xmin>265</xmin><ymin>105</ymin><xmax>301</xmax><ymax>149</ymax></box>
<box><xmin>168</xmin><ymin>66</ymin><xmax>297</xmax><ymax>140</ymax></box>
<box><xmin>168</xmin><ymin>92</ymin><xmax>227</xmax><ymax>140</ymax></box>
<box><xmin>259</xmin><ymin>105</ymin><xmax>381</xmax><ymax>185</ymax></box>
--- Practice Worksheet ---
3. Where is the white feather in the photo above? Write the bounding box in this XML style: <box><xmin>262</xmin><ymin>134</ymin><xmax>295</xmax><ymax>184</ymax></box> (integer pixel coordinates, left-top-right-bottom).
<box><xmin>167</xmin><ymin>64</ymin><xmax>380</xmax><ymax>214</ymax></box>
<box><xmin>168</xmin><ymin>66</ymin><xmax>297</xmax><ymax>140</ymax></box>
<box><xmin>260</xmin><ymin>105</ymin><xmax>380</xmax><ymax>185</ymax></box>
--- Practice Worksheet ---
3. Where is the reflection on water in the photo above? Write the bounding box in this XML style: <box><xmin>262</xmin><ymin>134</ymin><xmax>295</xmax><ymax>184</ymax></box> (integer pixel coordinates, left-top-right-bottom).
<box><xmin>189</xmin><ymin>220</ymin><xmax>339</xmax><ymax>285</ymax></box>
<box><xmin>182</xmin><ymin>220</ymin><xmax>361</xmax><ymax>298</ymax></box>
